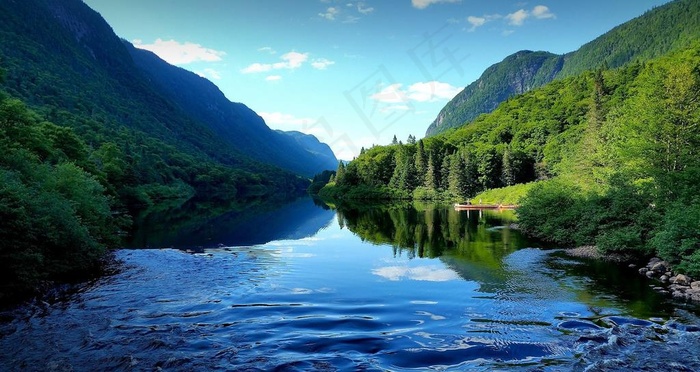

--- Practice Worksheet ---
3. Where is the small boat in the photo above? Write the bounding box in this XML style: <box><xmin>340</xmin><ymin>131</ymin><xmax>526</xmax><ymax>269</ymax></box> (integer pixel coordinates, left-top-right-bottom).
<box><xmin>454</xmin><ymin>203</ymin><xmax>517</xmax><ymax>210</ymax></box>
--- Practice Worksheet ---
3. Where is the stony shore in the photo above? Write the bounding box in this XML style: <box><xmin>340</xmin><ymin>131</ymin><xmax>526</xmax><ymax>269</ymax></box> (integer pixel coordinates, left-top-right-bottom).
<box><xmin>565</xmin><ymin>247</ymin><xmax>700</xmax><ymax>303</ymax></box>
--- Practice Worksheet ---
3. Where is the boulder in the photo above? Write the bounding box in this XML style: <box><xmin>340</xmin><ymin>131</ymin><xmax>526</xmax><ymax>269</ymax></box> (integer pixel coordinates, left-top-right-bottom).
<box><xmin>639</xmin><ymin>267</ymin><xmax>648</xmax><ymax>275</ymax></box>
<box><xmin>648</xmin><ymin>257</ymin><xmax>662</xmax><ymax>266</ymax></box>
<box><xmin>651</xmin><ymin>261</ymin><xmax>669</xmax><ymax>273</ymax></box>
<box><xmin>673</xmin><ymin>274</ymin><xmax>691</xmax><ymax>286</ymax></box>
<box><xmin>692</xmin><ymin>281</ymin><xmax>700</xmax><ymax>290</ymax></box>
<box><xmin>672</xmin><ymin>290</ymin><xmax>687</xmax><ymax>299</ymax></box>
<box><xmin>646</xmin><ymin>270</ymin><xmax>655</xmax><ymax>278</ymax></box>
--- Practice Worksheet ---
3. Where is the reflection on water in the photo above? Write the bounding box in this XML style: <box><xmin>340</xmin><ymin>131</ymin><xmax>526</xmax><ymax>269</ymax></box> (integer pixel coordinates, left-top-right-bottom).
<box><xmin>1</xmin><ymin>200</ymin><xmax>699</xmax><ymax>371</ymax></box>
<box><xmin>128</xmin><ymin>196</ymin><xmax>335</xmax><ymax>249</ymax></box>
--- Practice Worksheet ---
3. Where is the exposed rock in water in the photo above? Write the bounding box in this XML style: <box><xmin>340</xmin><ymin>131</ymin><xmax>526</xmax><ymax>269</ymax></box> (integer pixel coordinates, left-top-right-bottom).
<box><xmin>565</xmin><ymin>246</ymin><xmax>628</xmax><ymax>262</ymax></box>
<box><xmin>672</xmin><ymin>274</ymin><xmax>691</xmax><ymax>286</ymax></box>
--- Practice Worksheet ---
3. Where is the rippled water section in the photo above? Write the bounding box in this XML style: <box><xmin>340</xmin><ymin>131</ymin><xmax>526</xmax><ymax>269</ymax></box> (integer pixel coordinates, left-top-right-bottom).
<box><xmin>1</xmin><ymin>203</ymin><xmax>700</xmax><ymax>371</ymax></box>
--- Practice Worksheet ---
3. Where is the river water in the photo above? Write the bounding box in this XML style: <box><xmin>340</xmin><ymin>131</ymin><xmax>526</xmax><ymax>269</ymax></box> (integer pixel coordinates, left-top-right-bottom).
<box><xmin>1</xmin><ymin>197</ymin><xmax>699</xmax><ymax>371</ymax></box>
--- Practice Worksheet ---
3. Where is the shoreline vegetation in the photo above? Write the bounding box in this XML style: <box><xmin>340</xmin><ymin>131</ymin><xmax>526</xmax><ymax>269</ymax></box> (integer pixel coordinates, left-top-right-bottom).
<box><xmin>317</xmin><ymin>45</ymin><xmax>700</xmax><ymax>283</ymax></box>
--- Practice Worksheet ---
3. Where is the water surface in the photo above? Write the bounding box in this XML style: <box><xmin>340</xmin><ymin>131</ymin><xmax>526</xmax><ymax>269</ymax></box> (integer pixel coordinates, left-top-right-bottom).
<box><xmin>1</xmin><ymin>198</ymin><xmax>699</xmax><ymax>371</ymax></box>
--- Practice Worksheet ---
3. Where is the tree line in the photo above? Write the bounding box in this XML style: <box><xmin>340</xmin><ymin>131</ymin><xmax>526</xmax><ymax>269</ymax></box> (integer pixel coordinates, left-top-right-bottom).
<box><xmin>322</xmin><ymin>44</ymin><xmax>700</xmax><ymax>277</ymax></box>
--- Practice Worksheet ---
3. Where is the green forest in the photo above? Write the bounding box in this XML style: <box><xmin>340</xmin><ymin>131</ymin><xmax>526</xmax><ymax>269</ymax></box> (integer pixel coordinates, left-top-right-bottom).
<box><xmin>0</xmin><ymin>0</ymin><xmax>320</xmax><ymax>301</ymax></box>
<box><xmin>321</xmin><ymin>45</ymin><xmax>700</xmax><ymax>276</ymax></box>
<box><xmin>0</xmin><ymin>75</ymin><xmax>307</xmax><ymax>301</ymax></box>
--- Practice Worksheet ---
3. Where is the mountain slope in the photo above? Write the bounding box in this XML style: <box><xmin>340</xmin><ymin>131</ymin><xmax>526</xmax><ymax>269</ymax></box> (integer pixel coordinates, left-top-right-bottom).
<box><xmin>0</xmin><ymin>0</ymin><xmax>335</xmax><ymax>180</ymax></box>
<box><xmin>426</xmin><ymin>0</ymin><xmax>700</xmax><ymax>136</ymax></box>
<box><xmin>126</xmin><ymin>44</ymin><xmax>338</xmax><ymax>176</ymax></box>
<box><xmin>427</xmin><ymin>51</ymin><xmax>562</xmax><ymax>136</ymax></box>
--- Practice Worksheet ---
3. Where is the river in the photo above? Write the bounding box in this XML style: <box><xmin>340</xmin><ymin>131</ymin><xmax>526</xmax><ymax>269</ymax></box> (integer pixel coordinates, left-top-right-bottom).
<box><xmin>1</xmin><ymin>197</ymin><xmax>699</xmax><ymax>371</ymax></box>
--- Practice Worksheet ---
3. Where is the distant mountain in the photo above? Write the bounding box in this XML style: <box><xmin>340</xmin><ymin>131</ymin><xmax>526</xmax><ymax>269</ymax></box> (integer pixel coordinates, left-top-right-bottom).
<box><xmin>276</xmin><ymin>130</ymin><xmax>338</xmax><ymax>168</ymax></box>
<box><xmin>0</xmin><ymin>0</ymin><xmax>335</xmax><ymax>179</ymax></box>
<box><xmin>426</xmin><ymin>0</ymin><xmax>700</xmax><ymax>136</ymax></box>
<box><xmin>126</xmin><ymin>44</ymin><xmax>338</xmax><ymax>176</ymax></box>
<box><xmin>426</xmin><ymin>51</ymin><xmax>562</xmax><ymax>137</ymax></box>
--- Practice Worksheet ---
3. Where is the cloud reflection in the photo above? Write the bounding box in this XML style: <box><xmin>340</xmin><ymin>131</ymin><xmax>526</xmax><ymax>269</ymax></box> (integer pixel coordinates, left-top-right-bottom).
<box><xmin>372</xmin><ymin>265</ymin><xmax>460</xmax><ymax>282</ymax></box>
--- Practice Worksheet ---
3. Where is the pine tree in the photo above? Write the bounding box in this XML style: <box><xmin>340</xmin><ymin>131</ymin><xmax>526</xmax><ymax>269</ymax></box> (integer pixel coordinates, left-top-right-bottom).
<box><xmin>424</xmin><ymin>152</ymin><xmax>438</xmax><ymax>191</ymax></box>
<box><xmin>414</xmin><ymin>139</ymin><xmax>427</xmax><ymax>186</ymax></box>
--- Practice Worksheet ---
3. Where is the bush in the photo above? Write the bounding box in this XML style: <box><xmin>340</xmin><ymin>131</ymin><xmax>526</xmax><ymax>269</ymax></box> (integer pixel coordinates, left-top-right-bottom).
<box><xmin>652</xmin><ymin>201</ymin><xmax>700</xmax><ymax>276</ymax></box>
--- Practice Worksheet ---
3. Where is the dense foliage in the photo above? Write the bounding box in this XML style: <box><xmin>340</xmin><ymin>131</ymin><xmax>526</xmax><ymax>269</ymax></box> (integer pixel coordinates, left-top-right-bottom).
<box><xmin>327</xmin><ymin>45</ymin><xmax>700</xmax><ymax>276</ymax></box>
<box><xmin>0</xmin><ymin>94</ymin><xmax>118</xmax><ymax>298</ymax></box>
<box><xmin>427</xmin><ymin>0</ymin><xmax>700</xmax><ymax>136</ymax></box>
<box><xmin>0</xmin><ymin>0</ymin><xmax>320</xmax><ymax>300</ymax></box>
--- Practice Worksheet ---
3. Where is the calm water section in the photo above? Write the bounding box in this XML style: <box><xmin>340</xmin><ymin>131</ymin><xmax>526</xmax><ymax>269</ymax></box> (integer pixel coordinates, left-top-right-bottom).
<box><xmin>1</xmin><ymin>197</ymin><xmax>699</xmax><ymax>371</ymax></box>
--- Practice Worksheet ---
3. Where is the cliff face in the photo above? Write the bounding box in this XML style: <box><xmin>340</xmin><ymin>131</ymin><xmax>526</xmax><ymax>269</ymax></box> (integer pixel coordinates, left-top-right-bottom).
<box><xmin>426</xmin><ymin>51</ymin><xmax>562</xmax><ymax>136</ymax></box>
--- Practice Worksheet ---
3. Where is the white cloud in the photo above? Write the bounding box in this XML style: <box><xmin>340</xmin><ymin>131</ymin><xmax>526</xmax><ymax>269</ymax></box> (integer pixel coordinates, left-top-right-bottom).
<box><xmin>408</xmin><ymin>81</ymin><xmax>462</xmax><ymax>102</ymax></box>
<box><xmin>279</xmin><ymin>51</ymin><xmax>308</xmax><ymax>69</ymax></box>
<box><xmin>358</xmin><ymin>2</ymin><xmax>374</xmax><ymax>14</ymax></box>
<box><xmin>133</xmin><ymin>38</ymin><xmax>226</xmax><ymax>65</ymax></box>
<box><xmin>504</xmin><ymin>5</ymin><xmax>555</xmax><ymax>27</ymax></box>
<box><xmin>412</xmin><ymin>0</ymin><xmax>460</xmax><ymax>10</ymax></box>
<box><xmin>370</xmin><ymin>83</ymin><xmax>409</xmax><ymax>104</ymax></box>
<box><xmin>257</xmin><ymin>46</ymin><xmax>277</xmax><ymax>54</ymax></box>
<box><xmin>265</xmin><ymin>75</ymin><xmax>282</xmax><ymax>81</ymax></box>
<box><xmin>532</xmin><ymin>5</ymin><xmax>555</xmax><ymax>19</ymax></box>
<box><xmin>465</xmin><ymin>14</ymin><xmax>502</xmax><ymax>31</ymax></box>
<box><xmin>311</xmin><ymin>58</ymin><xmax>335</xmax><ymax>70</ymax></box>
<box><xmin>467</xmin><ymin>16</ymin><xmax>486</xmax><ymax>31</ymax></box>
<box><xmin>195</xmin><ymin>68</ymin><xmax>222</xmax><ymax>80</ymax></box>
<box><xmin>371</xmin><ymin>81</ymin><xmax>461</xmax><ymax>104</ymax></box>
<box><xmin>319</xmin><ymin>6</ymin><xmax>340</xmax><ymax>20</ymax></box>
<box><xmin>373</xmin><ymin>266</ymin><xmax>460</xmax><ymax>281</ymax></box>
<box><xmin>241</xmin><ymin>51</ymin><xmax>309</xmax><ymax>74</ymax></box>
<box><xmin>506</xmin><ymin>9</ymin><xmax>529</xmax><ymax>26</ymax></box>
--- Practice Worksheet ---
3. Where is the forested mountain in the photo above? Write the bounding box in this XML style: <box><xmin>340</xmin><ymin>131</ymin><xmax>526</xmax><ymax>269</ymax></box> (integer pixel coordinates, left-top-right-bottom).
<box><xmin>426</xmin><ymin>0</ymin><xmax>700</xmax><ymax>136</ymax></box>
<box><xmin>0</xmin><ymin>0</ymin><xmax>335</xmax><ymax>299</ymax></box>
<box><xmin>324</xmin><ymin>43</ymin><xmax>700</xmax><ymax>275</ymax></box>
<box><xmin>277</xmin><ymin>130</ymin><xmax>338</xmax><ymax>169</ymax></box>
<box><xmin>426</xmin><ymin>51</ymin><xmax>563</xmax><ymax>137</ymax></box>
<box><xmin>0</xmin><ymin>0</ymin><xmax>335</xmax><ymax>177</ymax></box>
<box><xmin>126</xmin><ymin>44</ymin><xmax>338</xmax><ymax>176</ymax></box>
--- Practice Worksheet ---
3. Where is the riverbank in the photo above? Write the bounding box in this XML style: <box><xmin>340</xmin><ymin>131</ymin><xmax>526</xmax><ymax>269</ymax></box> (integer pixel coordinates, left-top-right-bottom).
<box><xmin>565</xmin><ymin>246</ymin><xmax>700</xmax><ymax>303</ymax></box>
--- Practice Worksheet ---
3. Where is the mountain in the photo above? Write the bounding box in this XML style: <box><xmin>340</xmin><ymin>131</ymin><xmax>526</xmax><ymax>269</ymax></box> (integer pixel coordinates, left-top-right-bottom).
<box><xmin>126</xmin><ymin>44</ymin><xmax>338</xmax><ymax>176</ymax></box>
<box><xmin>426</xmin><ymin>0</ymin><xmax>700</xmax><ymax>136</ymax></box>
<box><xmin>426</xmin><ymin>51</ymin><xmax>563</xmax><ymax>137</ymax></box>
<box><xmin>276</xmin><ymin>130</ymin><xmax>338</xmax><ymax>168</ymax></box>
<box><xmin>0</xmin><ymin>0</ymin><xmax>335</xmax><ymax>179</ymax></box>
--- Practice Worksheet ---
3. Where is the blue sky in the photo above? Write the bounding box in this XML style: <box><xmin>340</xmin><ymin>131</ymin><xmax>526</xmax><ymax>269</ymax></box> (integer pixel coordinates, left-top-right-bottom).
<box><xmin>83</xmin><ymin>0</ymin><xmax>670</xmax><ymax>160</ymax></box>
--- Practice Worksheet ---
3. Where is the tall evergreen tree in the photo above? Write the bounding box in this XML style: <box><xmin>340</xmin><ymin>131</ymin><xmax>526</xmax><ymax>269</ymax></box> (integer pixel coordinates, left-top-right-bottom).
<box><xmin>424</xmin><ymin>152</ymin><xmax>438</xmax><ymax>191</ymax></box>
<box><xmin>414</xmin><ymin>139</ymin><xmax>427</xmax><ymax>186</ymax></box>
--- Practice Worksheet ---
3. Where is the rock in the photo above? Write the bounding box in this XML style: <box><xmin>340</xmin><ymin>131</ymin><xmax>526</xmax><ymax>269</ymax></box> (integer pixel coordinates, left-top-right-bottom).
<box><xmin>628</xmin><ymin>263</ymin><xmax>637</xmax><ymax>268</ymax></box>
<box><xmin>673</xmin><ymin>274</ymin><xmax>691</xmax><ymax>286</ymax></box>
<box><xmin>653</xmin><ymin>286</ymin><xmax>665</xmax><ymax>291</ymax></box>
<box><xmin>669</xmin><ymin>284</ymin><xmax>687</xmax><ymax>292</ymax></box>
<box><xmin>665</xmin><ymin>271</ymin><xmax>673</xmax><ymax>277</ymax></box>
<box><xmin>660</xmin><ymin>275</ymin><xmax>669</xmax><ymax>282</ymax></box>
<box><xmin>648</xmin><ymin>257</ymin><xmax>662</xmax><ymax>266</ymax></box>
<box><xmin>651</xmin><ymin>261</ymin><xmax>669</xmax><ymax>273</ymax></box>
<box><xmin>692</xmin><ymin>281</ymin><xmax>700</xmax><ymax>290</ymax></box>
<box><xmin>639</xmin><ymin>268</ymin><xmax>648</xmax><ymax>275</ymax></box>
<box><xmin>646</xmin><ymin>270</ymin><xmax>655</xmax><ymax>278</ymax></box>
<box><xmin>673</xmin><ymin>291</ymin><xmax>687</xmax><ymax>299</ymax></box>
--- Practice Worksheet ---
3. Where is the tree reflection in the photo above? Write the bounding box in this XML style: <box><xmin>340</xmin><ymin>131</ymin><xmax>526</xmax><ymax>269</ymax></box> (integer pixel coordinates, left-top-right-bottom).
<box><xmin>336</xmin><ymin>203</ymin><xmax>529</xmax><ymax>268</ymax></box>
